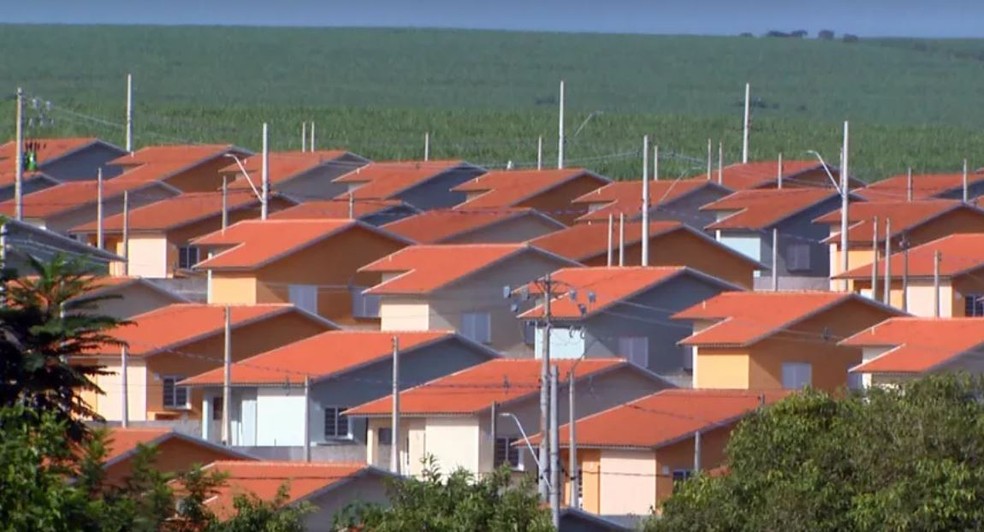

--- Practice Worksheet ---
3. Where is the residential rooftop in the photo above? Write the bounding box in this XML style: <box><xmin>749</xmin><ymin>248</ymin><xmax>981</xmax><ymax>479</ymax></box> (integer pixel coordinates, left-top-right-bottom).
<box><xmin>71</xmin><ymin>189</ymin><xmax>263</xmax><ymax>233</ymax></box>
<box><xmin>814</xmin><ymin>200</ymin><xmax>981</xmax><ymax>244</ymax></box>
<box><xmin>219</xmin><ymin>150</ymin><xmax>359</xmax><ymax>188</ymax></box>
<box><xmin>843</xmin><ymin>317</ymin><xmax>984</xmax><ymax>374</ymax></box>
<box><xmin>381</xmin><ymin>207</ymin><xmax>561</xmax><ymax>244</ymax></box>
<box><xmin>838</xmin><ymin>233</ymin><xmax>984</xmax><ymax>279</ymax></box>
<box><xmin>452</xmin><ymin>168</ymin><xmax>608</xmax><ymax>210</ymax></box>
<box><xmin>334</xmin><ymin>160</ymin><xmax>469</xmax><ymax>199</ymax></box>
<box><xmin>572</xmin><ymin>179</ymin><xmax>724</xmax><ymax>222</ymax></box>
<box><xmin>702</xmin><ymin>188</ymin><xmax>838</xmax><ymax>230</ymax></box>
<box><xmin>858</xmin><ymin>172</ymin><xmax>984</xmax><ymax>202</ymax></box>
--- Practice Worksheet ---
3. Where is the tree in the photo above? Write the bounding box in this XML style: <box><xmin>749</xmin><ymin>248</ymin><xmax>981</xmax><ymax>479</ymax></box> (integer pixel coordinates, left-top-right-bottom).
<box><xmin>648</xmin><ymin>374</ymin><xmax>984</xmax><ymax>532</ymax></box>
<box><xmin>335</xmin><ymin>458</ymin><xmax>552</xmax><ymax>531</ymax></box>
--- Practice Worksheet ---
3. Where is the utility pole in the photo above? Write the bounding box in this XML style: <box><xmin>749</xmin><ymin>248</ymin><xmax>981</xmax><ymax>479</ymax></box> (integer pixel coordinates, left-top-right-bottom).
<box><xmin>261</xmin><ymin>123</ymin><xmax>269</xmax><ymax>220</ymax></box>
<box><xmin>840</xmin><ymin>121</ymin><xmax>851</xmax><ymax>291</ymax></box>
<box><xmin>424</xmin><ymin>132</ymin><xmax>430</xmax><ymax>162</ymax></box>
<box><xmin>303</xmin><ymin>376</ymin><xmax>311</xmax><ymax>462</ymax></box>
<box><xmin>348</xmin><ymin>194</ymin><xmax>355</xmax><ymax>219</ymax></box>
<box><xmin>694</xmin><ymin>431</ymin><xmax>702</xmax><ymax>471</ymax></box>
<box><xmin>901</xmin><ymin>235</ymin><xmax>910</xmax><ymax>312</ymax></box>
<box><xmin>717</xmin><ymin>142</ymin><xmax>724</xmax><ymax>185</ymax></box>
<box><xmin>618</xmin><ymin>213</ymin><xmax>625</xmax><ymax>267</ymax></box>
<box><xmin>771</xmin><ymin>228</ymin><xmax>779</xmax><ymax>291</ymax></box>
<box><xmin>963</xmin><ymin>159</ymin><xmax>970</xmax><ymax>203</ymax></box>
<box><xmin>122</xmin><ymin>191</ymin><xmax>130</xmax><ymax>276</ymax></box>
<box><xmin>14</xmin><ymin>87</ymin><xmax>23</xmax><ymax>222</ymax></box>
<box><xmin>222</xmin><ymin>306</ymin><xmax>232</xmax><ymax>445</ymax></box>
<box><xmin>777</xmin><ymin>153</ymin><xmax>784</xmax><ymax>189</ymax></box>
<box><xmin>538</xmin><ymin>273</ymin><xmax>553</xmax><ymax>500</ymax></box>
<box><xmin>906</xmin><ymin>168</ymin><xmax>913</xmax><ymax>202</ymax></box>
<box><xmin>549</xmin><ymin>365</ymin><xmax>560</xmax><ymax>529</ymax></box>
<box><xmin>490</xmin><ymin>401</ymin><xmax>498</xmax><ymax>451</ymax></box>
<box><xmin>653</xmin><ymin>144</ymin><xmax>659</xmax><ymax>181</ymax></box>
<box><xmin>221</xmin><ymin>175</ymin><xmax>228</xmax><ymax>231</ymax></box>
<box><xmin>96</xmin><ymin>168</ymin><xmax>104</xmax><ymax>249</ymax></box>
<box><xmin>120</xmin><ymin>345</ymin><xmax>129</xmax><ymax>428</ymax></box>
<box><xmin>883</xmin><ymin>218</ymin><xmax>892</xmax><ymax>306</ymax></box>
<box><xmin>537</xmin><ymin>136</ymin><xmax>543</xmax><ymax>171</ymax></box>
<box><xmin>742</xmin><ymin>82</ymin><xmax>750</xmax><ymax>164</ymax></box>
<box><xmin>309</xmin><ymin>122</ymin><xmax>316</xmax><ymax>151</ymax></box>
<box><xmin>871</xmin><ymin>217</ymin><xmax>878</xmax><ymax>300</ymax></box>
<box><xmin>125</xmin><ymin>74</ymin><xmax>133</xmax><ymax>153</ymax></box>
<box><xmin>641</xmin><ymin>135</ymin><xmax>650</xmax><ymax>267</ymax></box>
<box><xmin>302</xmin><ymin>122</ymin><xmax>307</xmax><ymax>152</ymax></box>
<box><xmin>391</xmin><ymin>336</ymin><xmax>401</xmax><ymax>475</ymax></box>
<box><xmin>568</xmin><ymin>370</ymin><xmax>579</xmax><ymax>508</ymax></box>
<box><xmin>557</xmin><ymin>80</ymin><xmax>565</xmax><ymax>169</ymax></box>
<box><xmin>934</xmin><ymin>250</ymin><xmax>942</xmax><ymax>317</ymax></box>
<box><xmin>606</xmin><ymin>213</ymin><xmax>613</xmax><ymax>267</ymax></box>
<box><xmin>706</xmin><ymin>139</ymin><xmax>712</xmax><ymax>181</ymax></box>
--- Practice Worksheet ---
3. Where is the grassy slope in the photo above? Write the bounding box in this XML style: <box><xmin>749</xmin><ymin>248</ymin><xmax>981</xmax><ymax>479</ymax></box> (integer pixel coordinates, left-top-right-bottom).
<box><xmin>2</xmin><ymin>25</ymin><xmax>984</xmax><ymax>180</ymax></box>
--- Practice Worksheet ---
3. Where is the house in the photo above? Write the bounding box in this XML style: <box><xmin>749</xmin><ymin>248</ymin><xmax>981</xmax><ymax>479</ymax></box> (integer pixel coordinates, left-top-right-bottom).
<box><xmin>359</xmin><ymin>244</ymin><xmax>579</xmax><ymax>354</ymax></box>
<box><xmin>78</xmin><ymin>303</ymin><xmax>337</xmax><ymax>427</ymax></box>
<box><xmin>835</xmin><ymin>233</ymin><xmax>984</xmax><ymax>316</ymax></box>
<box><xmin>269</xmin><ymin>198</ymin><xmax>419</xmax><ymax>226</ymax></box>
<box><xmin>194</xmin><ymin>219</ymin><xmax>411</xmax><ymax>324</ymax></box>
<box><xmin>859</xmin><ymin>171</ymin><xmax>984</xmax><ymax>202</ymax></box>
<box><xmin>218</xmin><ymin>150</ymin><xmax>370</xmax><ymax>200</ymax></box>
<box><xmin>518</xmin><ymin>267</ymin><xmax>743</xmax><ymax>386</ymax></box>
<box><xmin>452</xmin><ymin>169</ymin><xmax>611</xmax><ymax>225</ymax></box>
<box><xmin>703</xmin><ymin>188</ymin><xmax>844</xmax><ymax>290</ymax></box>
<box><xmin>0</xmin><ymin>217</ymin><xmax>120</xmax><ymax>274</ymax></box>
<box><xmin>526</xmin><ymin>389</ymin><xmax>786</xmax><ymax>515</ymax></box>
<box><xmin>382</xmin><ymin>208</ymin><xmax>565</xmax><ymax>244</ymax></box>
<box><xmin>0</xmin><ymin>169</ymin><xmax>60</xmax><ymax>201</ymax></box>
<box><xmin>69</xmin><ymin>190</ymin><xmax>295</xmax><ymax>278</ymax></box>
<box><xmin>674</xmin><ymin>292</ymin><xmax>904</xmax><ymax>391</ymax></box>
<box><xmin>100</xmin><ymin>427</ymin><xmax>254</xmax><ymax>486</ymax></box>
<box><xmin>572</xmin><ymin>179</ymin><xmax>730</xmax><ymax>229</ymax></box>
<box><xmin>73</xmin><ymin>276</ymin><xmax>190</xmax><ymax>319</ymax></box>
<box><xmin>333</xmin><ymin>160</ymin><xmax>486</xmax><ymax>210</ymax></box>
<box><xmin>706</xmin><ymin>159</ymin><xmax>860</xmax><ymax>191</ymax></box>
<box><xmin>0</xmin><ymin>177</ymin><xmax>181</xmax><ymax>234</ymax></box>
<box><xmin>815</xmin><ymin>200</ymin><xmax>984</xmax><ymax>283</ymax></box>
<box><xmin>0</xmin><ymin>137</ymin><xmax>127</xmax><ymax>181</ymax></box>
<box><xmin>193</xmin><ymin>461</ymin><xmax>393</xmax><ymax>530</ymax></box>
<box><xmin>181</xmin><ymin>331</ymin><xmax>499</xmax><ymax>461</ymax></box>
<box><xmin>106</xmin><ymin>144</ymin><xmax>251</xmax><ymax>193</ymax></box>
<box><xmin>841</xmin><ymin>317</ymin><xmax>984</xmax><ymax>388</ymax></box>
<box><xmin>346</xmin><ymin>358</ymin><xmax>673</xmax><ymax>479</ymax></box>
<box><xmin>529</xmin><ymin>221</ymin><xmax>761</xmax><ymax>289</ymax></box>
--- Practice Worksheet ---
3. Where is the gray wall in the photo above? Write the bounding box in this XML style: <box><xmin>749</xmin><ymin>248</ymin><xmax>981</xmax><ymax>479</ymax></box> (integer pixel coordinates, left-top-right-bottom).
<box><xmin>397</xmin><ymin>166</ymin><xmax>486</xmax><ymax>210</ymax></box>
<box><xmin>280</xmin><ymin>154</ymin><xmax>369</xmax><ymax>201</ymax></box>
<box><xmin>652</xmin><ymin>186</ymin><xmax>729</xmax><ymax>231</ymax></box>
<box><xmin>362</xmin><ymin>205</ymin><xmax>418</xmax><ymax>227</ymax></box>
<box><xmin>759</xmin><ymin>196</ymin><xmax>842</xmax><ymax>279</ymax></box>
<box><xmin>41</xmin><ymin>143</ymin><xmax>127</xmax><ymax>181</ymax></box>
<box><xmin>575</xmin><ymin>274</ymin><xmax>735</xmax><ymax>379</ymax></box>
<box><xmin>939</xmin><ymin>180</ymin><xmax>984</xmax><ymax>202</ymax></box>
<box><xmin>304</xmin><ymin>474</ymin><xmax>392</xmax><ymax>532</ymax></box>
<box><xmin>0</xmin><ymin>176</ymin><xmax>57</xmax><ymax>202</ymax></box>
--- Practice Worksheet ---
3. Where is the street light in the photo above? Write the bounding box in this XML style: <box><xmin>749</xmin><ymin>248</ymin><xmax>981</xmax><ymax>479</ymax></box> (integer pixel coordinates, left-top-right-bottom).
<box><xmin>806</xmin><ymin>147</ymin><xmax>850</xmax><ymax>291</ymax></box>
<box><xmin>223</xmin><ymin>153</ymin><xmax>263</xmax><ymax>202</ymax></box>
<box><xmin>805</xmin><ymin>150</ymin><xmax>841</xmax><ymax>192</ymax></box>
<box><xmin>498</xmin><ymin>412</ymin><xmax>545</xmax><ymax>478</ymax></box>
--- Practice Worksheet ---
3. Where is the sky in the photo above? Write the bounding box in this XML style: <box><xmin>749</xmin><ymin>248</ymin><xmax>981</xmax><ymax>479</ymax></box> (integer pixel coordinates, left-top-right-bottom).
<box><xmin>1</xmin><ymin>0</ymin><xmax>981</xmax><ymax>38</ymax></box>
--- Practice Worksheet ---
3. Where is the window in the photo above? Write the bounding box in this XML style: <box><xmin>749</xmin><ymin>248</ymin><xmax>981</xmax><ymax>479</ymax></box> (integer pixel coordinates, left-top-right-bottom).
<box><xmin>461</xmin><ymin>312</ymin><xmax>492</xmax><ymax>344</ymax></box>
<box><xmin>672</xmin><ymin>470</ymin><xmax>693</xmax><ymax>491</ymax></box>
<box><xmin>494</xmin><ymin>437</ymin><xmax>523</xmax><ymax>470</ymax></box>
<box><xmin>288</xmin><ymin>284</ymin><xmax>318</xmax><ymax>314</ymax></box>
<box><xmin>211</xmin><ymin>397</ymin><xmax>223</xmax><ymax>422</ymax></box>
<box><xmin>523</xmin><ymin>321</ymin><xmax>536</xmax><ymax>346</ymax></box>
<box><xmin>162</xmin><ymin>376</ymin><xmax>188</xmax><ymax>409</ymax></box>
<box><xmin>781</xmin><ymin>362</ymin><xmax>812</xmax><ymax>389</ymax></box>
<box><xmin>618</xmin><ymin>337</ymin><xmax>649</xmax><ymax>368</ymax></box>
<box><xmin>378</xmin><ymin>427</ymin><xmax>393</xmax><ymax>446</ymax></box>
<box><xmin>352</xmin><ymin>287</ymin><xmax>381</xmax><ymax>318</ymax></box>
<box><xmin>786</xmin><ymin>243</ymin><xmax>811</xmax><ymax>272</ymax></box>
<box><xmin>324</xmin><ymin>406</ymin><xmax>351</xmax><ymax>439</ymax></box>
<box><xmin>178</xmin><ymin>246</ymin><xmax>200</xmax><ymax>270</ymax></box>
<box><xmin>965</xmin><ymin>295</ymin><xmax>984</xmax><ymax>317</ymax></box>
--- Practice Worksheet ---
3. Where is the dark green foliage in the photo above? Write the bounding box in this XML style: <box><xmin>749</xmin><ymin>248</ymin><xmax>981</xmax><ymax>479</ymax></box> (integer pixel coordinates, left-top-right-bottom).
<box><xmin>649</xmin><ymin>374</ymin><xmax>984</xmax><ymax>532</ymax></box>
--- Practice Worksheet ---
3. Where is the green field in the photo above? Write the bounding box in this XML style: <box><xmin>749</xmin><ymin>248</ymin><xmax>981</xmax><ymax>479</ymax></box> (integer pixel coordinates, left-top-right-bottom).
<box><xmin>3</xmin><ymin>25</ymin><xmax>984</xmax><ymax>180</ymax></box>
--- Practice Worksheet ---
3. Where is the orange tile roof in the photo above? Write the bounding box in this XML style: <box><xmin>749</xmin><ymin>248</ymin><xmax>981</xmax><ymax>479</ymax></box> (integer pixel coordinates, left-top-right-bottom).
<box><xmin>452</xmin><ymin>168</ymin><xmax>609</xmax><ymax>209</ymax></box>
<box><xmin>360</xmin><ymin>244</ymin><xmax>569</xmax><ymax>295</ymax></box>
<box><xmin>194</xmin><ymin>219</ymin><xmax>404</xmax><ymax>270</ymax></box>
<box><xmin>108</xmin><ymin>144</ymin><xmax>238</xmax><ymax>166</ymax></box>
<box><xmin>95</xmin><ymin>303</ymin><xmax>318</xmax><ymax>357</ymax></box>
<box><xmin>674</xmin><ymin>291</ymin><xmax>895</xmax><ymax>347</ymax></box>
<box><xmin>838</xmin><ymin>233</ymin><xmax>984</xmax><ymax>279</ymax></box>
<box><xmin>814</xmin><ymin>200</ymin><xmax>978</xmax><ymax>243</ymax></box>
<box><xmin>711</xmin><ymin>160</ymin><xmax>830</xmax><ymax>191</ymax></box>
<box><xmin>703</xmin><ymin>188</ymin><xmax>837</xmax><ymax>230</ymax></box>
<box><xmin>71</xmin><ymin>190</ymin><xmax>262</xmax><ymax>233</ymax></box>
<box><xmin>183</xmin><ymin>331</ymin><xmax>465</xmax><ymax>386</ymax></box>
<box><xmin>529</xmin><ymin>220</ymin><xmax>682</xmax><ymax>262</ymax></box>
<box><xmin>199</xmin><ymin>461</ymin><xmax>376</xmax><ymax>520</ymax></box>
<box><xmin>858</xmin><ymin>172</ymin><xmax>984</xmax><ymax>202</ymax></box>
<box><xmin>0</xmin><ymin>137</ymin><xmax>111</xmax><ymax>166</ymax></box>
<box><xmin>0</xmin><ymin>170</ymin><xmax>57</xmax><ymax>188</ymax></box>
<box><xmin>0</xmin><ymin>179</ymin><xmax>178</xmax><ymax>219</ymax></box>
<box><xmin>843</xmin><ymin>317</ymin><xmax>984</xmax><ymax>374</ymax></box>
<box><xmin>104</xmin><ymin>427</ymin><xmax>172</xmax><ymax>463</ymax></box>
<box><xmin>520</xmin><ymin>267</ymin><xmax>737</xmax><ymax>320</ymax></box>
<box><xmin>346</xmin><ymin>358</ymin><xmax>627</xmax><ymax>416</ymax></box>
<box><xmin>572</xmin><ymin>179</ymin><xmax>723</xmax><ymax>222</ymax></box>
<box><xmin>382</xmin><ymin>208</ymin><xmax>559</xmax><ymax>244</ymax></box>
<box><xmin>334</xmin><ymin>160</ymin><xmax>467</xmax><ymax>199</ymax></box>
<box><xmin>529</xmin><ymin>389</ymin><xmax>787</xmax><ymax>448</ymax></box>
<box><xmin>219</xmin><ymin>150</ymin><xmax>357</xmax><ymax>188</ymax></box>
<box><xmin>268</xmin><ymin>198</ymin><xmax>409</xmax><ymax>220</ymax></box>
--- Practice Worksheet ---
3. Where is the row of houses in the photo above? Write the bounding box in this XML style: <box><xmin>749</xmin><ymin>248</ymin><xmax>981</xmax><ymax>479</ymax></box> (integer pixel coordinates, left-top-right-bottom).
<box><xmin>7</xmin><ymin>136</ymin><xmax>984</xmax><ymax>527</ymax></box>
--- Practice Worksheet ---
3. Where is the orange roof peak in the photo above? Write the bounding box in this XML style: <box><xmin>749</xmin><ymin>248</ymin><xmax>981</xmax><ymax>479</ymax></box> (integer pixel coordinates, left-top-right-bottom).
<box><xmin>843</xmin><ymin>317</ymin><xmax>984</xmax><ymax>374</ymax></box>
<box><xmin>703</xmin><ymin>188</ymin><xmax>838</xmax><ymax>230</ymax></box>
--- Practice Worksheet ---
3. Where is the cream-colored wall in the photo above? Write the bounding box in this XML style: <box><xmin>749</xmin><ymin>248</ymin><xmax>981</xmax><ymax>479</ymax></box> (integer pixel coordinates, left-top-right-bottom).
<box><xmin>424</xmin><ymin>417</ymin><xmax>482</xmax><ymax>475</ymax></box>
<box><xmin>208</xmin><ymin>275</ymin><xmax>258</xmax><ymax>305</ymax></box>
<box><xmin>95</xmin><ymin>358</ymin><xmax>148</xmax><ymax>422</ymax></box>
<box><xmin>406</xmin><ymin>419</ymin><xmax>428</xmax><ymax>477</ymax></box>
<box><xmin>599</xmin><ymin>449</ymin><xmax>657</xmax><ymax>515</ymax></box>
<box><xmin>859</xmin><ymin>346</ymin><xmax>891</xmax><ymax>388</ymax></box>
<box><xmin>906</xmin><ymin>281</ymin><xmax>954</xmax><ymax>318</ymax></box>
<box><xmin>379</xmin><ymin>299</ymin><xmax>432</xmax><ymax>331</ymax></box>
<box><xmin>127</xmin><ymin>236</ymin><xmax>169</xmax><ymax>278</ymax></box>
<box><xmin>694</xmin><ymin>349</ymin><xmax>750</xmax><ymax>389</ymax></box>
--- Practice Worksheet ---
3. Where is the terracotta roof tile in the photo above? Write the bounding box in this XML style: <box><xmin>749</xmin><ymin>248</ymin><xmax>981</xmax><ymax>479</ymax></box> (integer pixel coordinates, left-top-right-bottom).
<box><xmin>843</xmin><ymin>317</ymin><xmax>984</xmax><ymax>374</ymax></box>
<box><xmin>183</xmin><ymin>331</ymin><xmax>464</xmax><ymax>386</ymax></box>
<box><xmin>0</xmin><ymin>179</ymin><xmax>177</xmax><ymax>219</ymax></box>
<box><xmin>674</xmin><ymin>291</ymin><xmax>893</xmax><ymax>346</ymax></box>
<box><xmin>334</xmin><ymin>160</ymin><xmax>467</xmax><ymax>199</ymax></box>
<box><xmin>0</xmin><ymin>170</ymin><xmax>57</xmax><ymax>188</ymax></box>
<box><xmin>268</xmin><ymin>199</ymin><xmax>409</xmax><ymax>220</ymax></box>
<box><xmin>710</xmin><ymin>160</ymin><xmax>832</xmax><ymax>191</ymax></box>
<box><xmin>703</xmin><ymin>189</ymin><xmax>837</xmax><ymax>230</ymax></box>
<box><xmin>572</xmin><ymin>179</ymin><xmax>723</xmax><ymax>222</ymax></box>
<box><xmin>452</xmin><ymin>168</ymin><xmax>609</xmax><ymax>209</ymax></box>
<box><xmin>71</xmin><ymin>190</ymin><xmax>262</xmax><ymax>233</ymax></box>
<box><xmin>108</xmin><ymin>144</ymin><xmax>237</xmax><ymax>166</ymax></box>
<box><xmin>219</xmin><ymin>150</ymin><xmax>358</xmax><ymax>188</ymax></box>
<box><xmin>104</xmin><ymin>427</ymin><xmax>172</xmax><ymax>462</ymax></box>
<box><xmin>529</xmin><ymin>221</ymin><xmax>682</xmax><ymax>262</ymax></box>
<box><xmin>838</xmin><ymin>234</ymin><xmax>984</xmax><ymax>279</ymax></box>
<box><xmin>382</xmin><ymin>208</ymin><xmax>558</xmax><ymax>244</ymax></box>
<box><xmin>529</xmin><ymin>389</ymin><xmax>787</xmax><ymax>448</ymax></box>
<box><xmin>814</xmin><ymin>200</ymin><xmax>979</xmax><ymax>243</ymax></box>
<box><xmin>0</xmin><ymin>137</ymin><xmax>110</xmax><ymax>166</ymax></box>
<box><xmin>520</xmin><ymin>267</ymin><xmax>737</xmax><ymax>319</ymax></box>
<box><xmin>346</xmin><ymin>358</ymin><xmax>627</xmax><ymax>416</ymax></box>
<box><xmin>858</xmin><ymin>172</ymin><xmax>984</xmax><ymax>202</ymax></box>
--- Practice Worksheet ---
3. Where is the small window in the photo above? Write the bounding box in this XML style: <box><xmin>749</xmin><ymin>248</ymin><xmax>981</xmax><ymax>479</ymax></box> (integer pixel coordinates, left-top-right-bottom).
<box><xmin>523</xmin><ymin>321</ymin><xmax>536</xmax><ymax>346</ymax></box>
<box><xmin>324</xmin><ymin>406</ymin><xmax>351</xmax><ymax>439</ymax></box>
<box><xmin>494</xmin><ymin>437</ymin><xmax>523</xmax><ymax>470</ymax></box>
<box><xmin>378</xmin><ymin>427</ymin><xmax>393</xmax><ymax>446</ymax></box>
<box><xmin>352</xmin><ymin>287</ymin><xmax>381</xmax><ymax>318</ymax></box>
<box><xmin>781</xmin><ymin>362</ymin><xmax>812</xmax><ymax>389</ymax></box>
<box><xmin>618</xmin><ymin>337</ymin><xmax>649</xmax><ymax>368</ymax></box>
<box><xmin>461</xmin><ymin>312</ymin><xmax>492</xmax><ymax>344</ymax></box>
<box><xmin>211</xmin><ymin>396</ymin><xmax>223</xmax><ymax>422</ymax></box>
<box><xmin>162</xmin><ymin>376</ymin><xmax>188</xmax><ymax>409</ymax></box>
<box><xmin>289</xmin><ymin>284</ymin><xmax>318</xmax><ymax>314</ymax></box>
<box><xmin>178</xmin><ymin>246</ymin><xmax>200</xmax><ymax>270</ymax></box>
<box><xmin>786</xmin><ymin>243</ymin><xmax>811</xmax><ymax>272</ymax></box>
<box><xmin>965</xmin><ymin>295</ymin><xmax>984</xmax><ymax>317</ymax></box>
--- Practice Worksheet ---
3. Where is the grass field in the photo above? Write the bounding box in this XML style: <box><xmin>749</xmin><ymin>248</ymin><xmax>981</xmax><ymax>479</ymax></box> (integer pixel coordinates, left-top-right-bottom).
<box><xmin>3</xmin><ymin>25</ymin><xmax>984</xmax><ymax>180</ymax></box>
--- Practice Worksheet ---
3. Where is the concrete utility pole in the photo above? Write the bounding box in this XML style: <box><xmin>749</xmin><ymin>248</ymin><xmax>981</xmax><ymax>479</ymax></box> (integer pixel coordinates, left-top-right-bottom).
<box><xmin>14</xmin><ymin>87</ymin><xmax>23</xmax><ymax>222</ymax></box>
<box><xmin>742</xmin><ymin>82</ymin><xmax>751</xmax><ymax>164</ymax></box>
<box><xmin>606</xmin><ymin>213</ymin><xmax>613</xmax><ymax>267</ymax></box>
<box><xmin>549</xmin><ymin>365</ymin><xmax>560</xmax><ymax>530</ymax></box>
<box><xmin>348</xmin><ymin>194</ymin><xmax>355</xmax><ymax>219</ymax></box>
<box><xmin>537</xmin><ymin>136</ymin><xmax>543</xmax><ymax>170</ymax></box>
<box><xmin>122</xmin><ymin>191</ymin><xmax>130</xmax><ymax>276</ymax></box>
<box><xmin>963</xmin><ymin>159</ymin><xmax>969</xmax><ymax>203</ymax></box>
<box><xmin>840</xmin><ymin>121</ymin><xmax>851</xmax><ymax>292</ymax></box>
<box><xmin>301</xmin><ymin>122</ymin><xmax>307</xmax><ymax>152</ymax></box>
<box><xmin>221</xmin><ymin>176</ymin><xmax>228</xmax><ymax>231</ymax></box>
<box><xmin>906</xmin><ymin>168</ymin><xmax>913</xmax><ymax>202</ymax></box>
<box><xmin>391</xmin><ymin>336</ymin><xmax>401</xmax><ymax>475</ymax></box>
<box><xmin>641</xmin><ymin>135</ymin><xmax>650</xmax><ymax>267</ymax></box>
<box><xmin>883</xmin><ymin>218</ymin><xmax>892</xmax><ymax>306</ymax></box>
<box><xmin>222</xmin><ymin>306</ymin><xmax>232</xmax><ymax>445</ymax></box>
<box><xmin>568</xmin><ymin>369</ymin><xmax>579</xmax><ymax>508</ymax></box>
<box><xmin>309</xmin><ymin>122</ymin><xmax>316</xmax><ymax>151</ymax></box>
<box><xmin>653</xmin><ymin>144</ymin><xmax>659</xmax><ymax>181</ymax></box>
<box><xmin>96</xmin><ymin>168</ymin><xmax>104</xmax><ymax>249</ymax></box>
<box><xmin>120</xmin><ymin>345</ymin><xmax>129</xmax><ymax>428</ymax></box>
<box><xmin>424</xmin><ymin>132</ymin><xmax>430</xmax><ymax>162</ymax></box>
<box><xmin>618</xmin><ymin>213</ymin><xmax>625</xmax><ymax>266</ymax></box>
<box><xmin>934</xmin><ymin>251</ymin><xmax>942</xmax><ymax>318</ymax></box>
<box><xmin>125</xmin><ymin>74</ymin><xmax>133</xmax><ymax>153</ymax></box>
<box><xmin>771</xmin><ymin>228</ymin><xmax>779</xmax><ymax>291</ymax></box>
<box><xmin>706</xmin><ymin>139</ymin><xmax>712</xmax><ymax>181</ymax></box>
<box><xmin>557</xmin><ymin>81</ymin><xmax>565</xmax><ymax>169</ymax></box>
<box><xmin>871</xmin><ymin>217</ymin><xmax>878</xmax><ymax>300</ymax></box>
<box><xmin>261</xmin><ymin>123</ymin><xmax>269</xmax><ymax>220</ymax></box>
<box><xmin>717</xmin><ymin>142</ymin><xmax>724</xmax><ymax>185</ymax></box>
<box><xmin>538</xmin><ymin>273</ymin><xmax>553</xmax><ymax>500</ymax></box>
<box><xmin>303</xmin><ymin>376</ymin><xmax>311</xmax><ymax>462</ymax></box>
<box><xmin>694</xmin><ymin>430</ymin><xmax>702</xmax><ymax>471</ymax></box>
<box><xmin>777</xmin><ymin>153</ymin><xmax>784</xmax><ymax>189</ymax></box>
<box><xmin>901</xmin><ymin>235</ymin><xmax>910</xmax><ymax>312</ymax></box>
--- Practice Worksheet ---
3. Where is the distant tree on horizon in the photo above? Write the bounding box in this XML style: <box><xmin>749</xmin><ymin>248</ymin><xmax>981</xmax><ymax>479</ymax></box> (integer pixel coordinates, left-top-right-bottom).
<box><xmin>818</xmin><ymin>29</ymin><xmax>835</xmax><ymax>40</ymax></box>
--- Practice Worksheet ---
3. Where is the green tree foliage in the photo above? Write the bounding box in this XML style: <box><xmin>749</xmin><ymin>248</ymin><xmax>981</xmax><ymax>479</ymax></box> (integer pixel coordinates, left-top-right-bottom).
<box><xmin>649</xmin><ymin>374</ymin><xmax>984</xmax><ymax>532</ymax></box>
<box><xmin>335</xmin><ymin>458</ymin><xmax>552</xmax><ymax>531</ymax></box>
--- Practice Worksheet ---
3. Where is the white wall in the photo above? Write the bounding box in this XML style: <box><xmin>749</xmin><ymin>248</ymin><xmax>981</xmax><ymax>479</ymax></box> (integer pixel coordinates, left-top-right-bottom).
<box><xmin>534</xmin><ymin>326</ymin><xmax>586</xmax><ymax>359</ymax></box>
<box><xmin>719</xmin><ymin>233</ymin><xmax>761</xmax><ymax>262</ymax></box>
<box><xmin>127</xmin><ymin>236</ymin><xmax>169</xmax><ymax>278</ymax></box>
<box><xmin>255</xmin><ymin>389</ymin><xmax>306</xmax><ymax>446</ymax></box>
<box><xmin>98</xmin><ymin>359</ymin><xmax>148</xmax><ymax>422</ymax></box>
<box><xmin>599</xmin><ymin>450</ymin><xmax>657</xmax><ymax>515</ymax></box>
<box><xmin>907</xmin><ymin>281</ymin><xmax>954</xmax><ymax>318</ymax></box>
<box><xmin>859</xmin><ymin>346</ymin><xmax>891</xmax><ymax>388</ymax></box>
<box><xmin>379</xmin><ymin>299</ymin><xmax>431</xmax><ymax>331</ymax></box>
<box><xmin>424</xmin><ymin>417</ymin><xmax>482</xmax><ymax>475</ymax></box>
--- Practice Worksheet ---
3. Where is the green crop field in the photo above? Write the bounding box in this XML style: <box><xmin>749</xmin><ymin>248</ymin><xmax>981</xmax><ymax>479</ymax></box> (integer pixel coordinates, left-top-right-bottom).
<box><xmin>3</xmin><ymin>25</ymin><xmax>984</xmax><ymax>180</ymax></box>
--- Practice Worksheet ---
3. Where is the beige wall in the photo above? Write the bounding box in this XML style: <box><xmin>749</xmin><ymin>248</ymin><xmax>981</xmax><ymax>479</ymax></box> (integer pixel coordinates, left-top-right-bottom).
<box><xmin>379</xmin><ymin>299</ymin><xmax>432</xmax><ymax>331</ymax></box>
<box><xmin>424</xmin><ymin>417</ymin><xmax>482</xmax><ymax>474</ymax></box>
<box><xmin>906</xmin><ymin>281</ymin><xmax>953</xmax><ymax>318</ymax></box>
<box><xmin>209</xmin><ymin>275</ymin><xmax>258</xmax><ymax>305</ymax></box>
<box><xmin>599</xmin><ymin>450</ymin><xmax>657</xmax><ymax>515</ymax></box>
<box><xmin>127</xmin><ymin>236</ymin><xmax>170</xmax><ymax>278</ymax></box>
<box><xmin>694</xmin><ymin>349</ymin><xmax>750</xmax><ymax>389</ymax></box>
<box><xmin>95</xmin><ymin>358</ymin><xmax>148</xmax><ymax>422</ymax></box>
